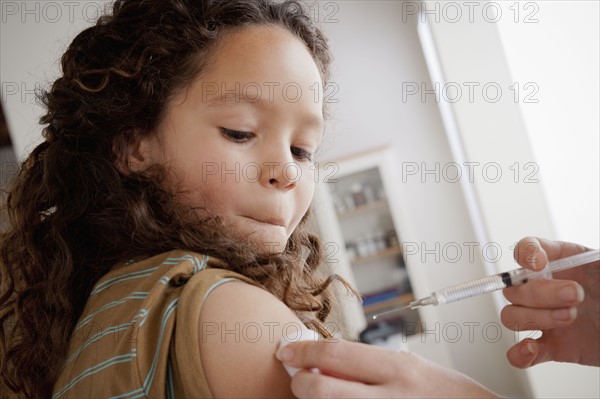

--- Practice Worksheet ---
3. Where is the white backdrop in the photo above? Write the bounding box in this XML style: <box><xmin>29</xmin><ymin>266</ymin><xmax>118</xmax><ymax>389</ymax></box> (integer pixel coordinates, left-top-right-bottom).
<box><xmin>497</xmin><ymin>1</ymin><xmax>600</xmax><ymax>249</ymax></box>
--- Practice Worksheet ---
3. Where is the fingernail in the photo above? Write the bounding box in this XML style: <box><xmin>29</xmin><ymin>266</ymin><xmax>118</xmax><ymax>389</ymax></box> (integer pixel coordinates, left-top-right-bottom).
<box><xmin>276</xmin><ymin>346</ymin><xmax>294</xmax><ymax>362</ymax></box>
<box><xmin>551</xmin><ymin>307</ymin><xmax>577</xmax><ymax>321</ymax></box>
<box><xmin>575</xmin><ymin>285</ymin><xmax>585</xmax><ymax>302</ymax></box>
<box><xmin>558</xmin><ymin>285</ymin><xmax>577</xmax><ymax>302</ymax></box>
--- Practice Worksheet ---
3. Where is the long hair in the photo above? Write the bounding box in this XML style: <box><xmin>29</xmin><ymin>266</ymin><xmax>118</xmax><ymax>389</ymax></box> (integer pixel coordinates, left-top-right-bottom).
<box><xmin>0</xmin><ymin>1</ymin><xmax>357</xmax><ymax>397</ymax></box>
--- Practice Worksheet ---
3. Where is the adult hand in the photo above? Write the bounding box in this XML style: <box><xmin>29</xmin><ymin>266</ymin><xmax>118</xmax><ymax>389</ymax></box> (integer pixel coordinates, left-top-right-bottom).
<box><xmin>276</xmin><ymin>339</ymin><xmax>499</xmax><ymax>398</ymax></box>
<box><xmin>501</xmin><ymin>237</ymin><xmax>599</xmax><ymax>368</ymax></box>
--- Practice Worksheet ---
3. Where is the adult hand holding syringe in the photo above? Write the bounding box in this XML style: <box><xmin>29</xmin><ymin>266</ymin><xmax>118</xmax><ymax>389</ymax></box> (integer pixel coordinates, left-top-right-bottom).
<box><xmin>501</xmin><ymin>237</ymin><xmax>599</xmax><ymax>368</ymax></box>
<box><xmin>373</xmin><ymin>237</ymin><xmax>599</xmax><ymax>367</ymax></box>
<box><xmin>374</xmin><ymin>247</ymin><xmax>599</xmax><ymax>314</ymax></box>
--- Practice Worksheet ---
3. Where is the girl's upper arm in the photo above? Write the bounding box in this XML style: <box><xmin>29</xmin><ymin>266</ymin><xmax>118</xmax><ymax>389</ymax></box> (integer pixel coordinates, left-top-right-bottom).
<box><xmin>198</xmin><ymin>280</ymin><xmax>303</xmax><ymax>398</ymax></box>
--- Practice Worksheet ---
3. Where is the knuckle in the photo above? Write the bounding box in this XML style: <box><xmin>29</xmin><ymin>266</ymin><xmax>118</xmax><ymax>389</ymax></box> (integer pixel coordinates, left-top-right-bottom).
<box><xmin>389</xmin><ymin>359</ymin><xmax>405</xmax><ymax>379</ymax></box>
<box><xmin>516</xmin><ymin>238</ymin><xmax>542</xmax><ymax>266</ymax></box>
<box><xmin>307</xmin><ymin>377</ymin><xmax>334</xmax><ymax>399</ymax></box>
<box><xmin>292</xmin><ymin>341</ymin><xmax>310</xmax><ymax>364</ymax></box>
<box><xmin>294</xmin><ymin>340</ymin><xmax>321</xmax><ymax>365</ymax></box>
<box><xmin>502</xmin><ymin>286</ymin><xmax>516</xmax><ymax>302</ymax></box>
<box><xmin>290</xmin><ymin>374</ymin><xmax>309</xmax><ymax>398</ymax></box>
<box><xmin>319</xmin><ymin>340</ymin><xmax>343</xmax><ymax>366</ymax></box>
<box><xmin>392</xmin><ymin>351</ymin><xmax>415</xmax><ymax>378</ymax></box>
<box><xmin>529</xmin><ymin>283</ymin><xmax>543</xmax><ymax>304</ymax></box>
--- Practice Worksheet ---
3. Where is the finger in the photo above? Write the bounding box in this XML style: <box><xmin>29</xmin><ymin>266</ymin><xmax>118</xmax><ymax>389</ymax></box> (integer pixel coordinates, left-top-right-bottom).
<box><xmin>513</xmin><ymin>237</ymin><xmax>547</xmax><ymax>271</ymax></box>
<box><xmin>291</xmin><ymin>369</ymin><xmax>386</xmax><ymax>399</ymax></box>
<box><xmin>513</xmin><ymin>237</ymin><xmax>590</xmax><ymax>271</ymax></box>
<box><xmin>279</xmin><ymin>339</ymin><xmax>403</xmax><ymax>384</ymax></box>
<box><xmin>506</xmin><ymin>339</ymin><xmax>553</xmax><ymax>368</ymax></box>
<box><xmin>501</xmin><ymin>304</ymin><xmax>577</xmax><ymax>331</ymax></box>
<box><xmin>503</xmin><ymin>279</ymin><xmax>584</xmax><ymax>308</ymax></box>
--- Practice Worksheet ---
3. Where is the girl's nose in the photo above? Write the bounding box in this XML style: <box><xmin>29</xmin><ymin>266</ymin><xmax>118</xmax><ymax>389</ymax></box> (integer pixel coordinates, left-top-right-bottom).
<box><xmin>260</xmin><ymin>151</ymin><xmax>300</xmax><ymax>190</ymax></box>
<box><xmin>268</xmin><ymin>174</ymin><xmax>297</xmax><ymax>190</ymax></box>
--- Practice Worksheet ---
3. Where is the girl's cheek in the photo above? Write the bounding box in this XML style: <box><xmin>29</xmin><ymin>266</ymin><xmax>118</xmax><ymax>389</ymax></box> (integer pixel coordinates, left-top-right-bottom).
<box><xmin>301</xmin><ymin>164</ymin><xmax>316</xmax><ymax>185</ymax></box>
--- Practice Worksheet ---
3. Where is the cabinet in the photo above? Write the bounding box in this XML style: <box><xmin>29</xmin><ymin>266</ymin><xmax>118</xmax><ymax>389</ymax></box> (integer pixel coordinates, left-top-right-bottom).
<box><xmin>311</xmin><ymin>146</ymin><xmax>422</xmax><ymax>343</ymax></box>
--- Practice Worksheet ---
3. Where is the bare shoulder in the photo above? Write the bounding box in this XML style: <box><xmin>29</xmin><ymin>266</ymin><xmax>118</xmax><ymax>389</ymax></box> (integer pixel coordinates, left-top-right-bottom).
<box><xmin>198</xmin><ymin>280</ymin><xmax>304</xmax><ymax>398</ymax></box>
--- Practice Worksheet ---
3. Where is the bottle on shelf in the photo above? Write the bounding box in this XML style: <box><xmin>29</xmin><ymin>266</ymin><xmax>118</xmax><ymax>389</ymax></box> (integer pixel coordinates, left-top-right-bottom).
<box><xmin>343</xmin><ymin>194</ymin><xmax>355</xmax><ymax>211</ymax></box>
<box><xmin>386</xmin><ymin>230</ymin><xmax>399</xmax><ymax>248</ymax></box>
<box><xmin>376</xmin><ymin>184</ymin><xmax>386</xmax><ymax>201</ymax></box>
<box><xmin>355</xmin><ymin>235</ymin><xmax>369</xmax><ymax>257</ymax></box>
<box><xmin>365</xmin><ymin>234</ymin><xmax>378</xmax><ymax>255</ymax></box>
<box><xmin>374</xmin><ymin>230</ymin><xmax>387</xmax><ymax>251</ymax></box>
<box><xmin>333</xmin><ymin>195</ymin><xmax>347</xmax><ymax>213</ymax></box>
<box><xmin>345</xmin><ymin>243</ymin><xmax>357</xmax><ymax>261</ymax></box>
<box><xmin>363</xmin><ymin>182</ymin><xmax>376</xmax><ymax>203</ymax></box>
<box><xmin>351</xmin><ymin>183</ymin><xmax>367</xmax><ymax>207</ymax></box>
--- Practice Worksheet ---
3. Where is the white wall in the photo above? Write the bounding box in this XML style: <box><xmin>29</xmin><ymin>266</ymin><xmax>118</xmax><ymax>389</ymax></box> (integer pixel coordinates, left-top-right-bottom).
<box><xmin>496</xmin><ymin>1</ymin><xmax>599</xmax><ymax>249</ymax></box>
<box><xmin>1</xmin><ymin>0</ymin><xmax>110</xmax><ymax>160</ymax></box>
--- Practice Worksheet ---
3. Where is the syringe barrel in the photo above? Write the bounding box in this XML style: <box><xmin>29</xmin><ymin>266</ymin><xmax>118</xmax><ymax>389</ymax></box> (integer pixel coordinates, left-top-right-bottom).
<box><xmin>434</xmin><ymin>275</ymin><xmax>507</xmax><ymax>305</ymax></box>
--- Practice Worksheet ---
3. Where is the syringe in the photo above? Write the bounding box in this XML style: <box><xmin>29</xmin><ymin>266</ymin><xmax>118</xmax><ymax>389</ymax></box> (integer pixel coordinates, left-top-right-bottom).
<box><xmin>372</xmin><ymin>248</ymin><xmax>600</xmax><ymax>320</ymax></box>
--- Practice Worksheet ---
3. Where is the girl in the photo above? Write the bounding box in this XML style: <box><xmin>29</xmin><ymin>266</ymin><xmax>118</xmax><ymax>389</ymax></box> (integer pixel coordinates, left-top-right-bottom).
<box><xmin>5</xmin><ymin>1</ymin><xmax>589</xmax><ymax>398</ymax></box>
<box><xmin>0</xmin><ymin>0</ymin><xmax>356</xmax><ymax>397</ymax></box>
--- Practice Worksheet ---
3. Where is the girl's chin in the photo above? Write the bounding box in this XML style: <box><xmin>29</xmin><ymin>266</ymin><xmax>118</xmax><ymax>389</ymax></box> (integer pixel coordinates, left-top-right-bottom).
<box><xmin>247</xmin><ymin>235</ymin><xmax>288</xmax><ymax>254</ymax></box>
<box><xmin>220</xmin><ymin>217</ymin><xmax>289</xmax><ymax>254</ymax></box>
<box><xmin>228</xmin><ymin>228</ymin><xmax>288</xmax><ymax>254</ymax></box>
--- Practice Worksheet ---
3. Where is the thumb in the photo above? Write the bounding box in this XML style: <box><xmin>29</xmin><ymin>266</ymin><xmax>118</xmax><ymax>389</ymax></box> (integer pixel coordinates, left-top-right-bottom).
<box><xmin>507</xmin><ymin>339</ymin><xmax>552</xmax><ymax>368</ymax></box>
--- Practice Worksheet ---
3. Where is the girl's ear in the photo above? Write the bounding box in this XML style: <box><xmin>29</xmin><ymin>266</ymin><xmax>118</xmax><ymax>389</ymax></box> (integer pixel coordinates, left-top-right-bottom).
<box><xmin>113</xmin><ymin>129</ymin><xmax>159</xmax><ymax>175</ymax></box>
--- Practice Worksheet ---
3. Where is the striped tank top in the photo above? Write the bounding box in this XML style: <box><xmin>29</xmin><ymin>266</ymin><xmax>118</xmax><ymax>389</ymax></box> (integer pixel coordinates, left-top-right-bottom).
<box><xmin>51</xmin><ymin>249</ymin><xmax>260</xmax><ymax>398</ymax></box>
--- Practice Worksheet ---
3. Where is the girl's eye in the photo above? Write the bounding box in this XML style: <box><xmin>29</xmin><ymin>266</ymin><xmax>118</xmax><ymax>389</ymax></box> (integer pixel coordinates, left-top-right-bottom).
<box><xmin>220</xmin><ymin>128</ymin><xmax>313</xmax><ymax>161</ymax></box>
<box><xmin>291</xmin><ymin>147</ymin><xmax>313</xmax><ymax>162</ymax></box>
<box><xmin>220</xmin><ymin>128</ymin><xmax>254</xmax><ymax>142</ymax></box>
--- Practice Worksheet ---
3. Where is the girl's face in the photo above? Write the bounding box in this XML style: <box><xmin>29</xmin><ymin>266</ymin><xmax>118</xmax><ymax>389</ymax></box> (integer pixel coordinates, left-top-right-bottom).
<box><xmin>132</xmin><ymin>25</ymin><xmax>325</xmax><ymax>253</ymax></box>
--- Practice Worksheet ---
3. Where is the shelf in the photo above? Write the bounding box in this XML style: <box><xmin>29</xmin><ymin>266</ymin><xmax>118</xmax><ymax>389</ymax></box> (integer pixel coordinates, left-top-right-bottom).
<box><xmin>336</xmin><ymin>199</ymin><xmax>387</xmax><ymax>218</ymax></box>
<box><xmin>350</xmin><ymin>245</ymin><xmax>402</xmax><ymax>265</ymax></box>
<box><xmin>362</xmin><ymin>292</ymin><xmax>415</xmax><ymax>316</ymax></box>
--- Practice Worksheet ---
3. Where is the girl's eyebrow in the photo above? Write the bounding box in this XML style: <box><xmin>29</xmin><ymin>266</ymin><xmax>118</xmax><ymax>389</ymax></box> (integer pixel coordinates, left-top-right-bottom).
<box><xmin>300</xmin><ymin>112</ymin><xmax>325</xmax><ymax>133</ymax></box>
<box><xmin>203</xmin><ymin>88</ymin><xmax>324</xmax><ymax>132</ymax></box>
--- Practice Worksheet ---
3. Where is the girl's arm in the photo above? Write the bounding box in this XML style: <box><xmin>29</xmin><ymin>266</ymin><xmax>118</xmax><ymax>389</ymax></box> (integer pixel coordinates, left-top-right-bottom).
<box><xmin>198</xmin><ymin>281</ymin><xmax>305</xmax><ymax>398</ymax></box>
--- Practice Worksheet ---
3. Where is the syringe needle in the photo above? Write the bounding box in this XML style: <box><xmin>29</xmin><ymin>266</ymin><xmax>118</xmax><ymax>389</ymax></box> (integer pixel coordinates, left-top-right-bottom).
<box><xmin>371</xmin><ymin>297</ymin><xmax>435</xmax><ymax>319</ymax></box>
<box><xmin>371</xmin><ymin>304</ymin><xmax>413</xmax><ymax>320</ymax></box>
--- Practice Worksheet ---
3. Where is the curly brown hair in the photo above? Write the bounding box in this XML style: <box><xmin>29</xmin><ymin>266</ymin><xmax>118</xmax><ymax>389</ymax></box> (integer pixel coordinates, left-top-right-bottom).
<box><xmin>0</xmin><ymin>0</ymin><xmax>357</xmax><ymax>397</ymax></box>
